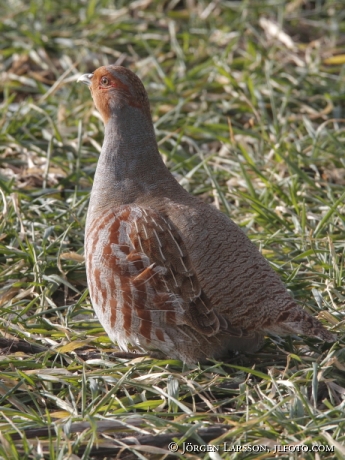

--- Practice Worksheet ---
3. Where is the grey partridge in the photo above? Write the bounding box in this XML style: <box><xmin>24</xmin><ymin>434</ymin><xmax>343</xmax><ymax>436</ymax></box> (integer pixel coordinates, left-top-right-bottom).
<box><xmin>78</xmin><ymin>65</ymin><xmax>335</xmax><ymax>364</ymax></box>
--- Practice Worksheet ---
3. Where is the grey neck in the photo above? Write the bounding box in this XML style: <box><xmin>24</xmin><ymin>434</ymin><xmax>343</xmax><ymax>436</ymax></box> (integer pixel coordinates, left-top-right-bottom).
<box><xmin>88</xmin><ymin>105</ymin><xmax>179</xmax><ymax>216</ymax></box>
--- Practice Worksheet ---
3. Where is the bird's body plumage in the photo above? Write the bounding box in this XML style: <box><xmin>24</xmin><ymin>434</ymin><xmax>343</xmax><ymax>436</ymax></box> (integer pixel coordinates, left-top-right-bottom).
<box><xmin>79</xmin><ymin>65</ymin><xmax>334</xmax><ymax>363</ymax></box>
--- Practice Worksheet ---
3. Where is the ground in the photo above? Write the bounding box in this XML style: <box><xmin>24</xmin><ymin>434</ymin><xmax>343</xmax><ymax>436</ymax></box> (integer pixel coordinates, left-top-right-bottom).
<box><xmin>0</xmin><ymin>0</ymin><xmax>344</xmax><ymax>459</ymax></box>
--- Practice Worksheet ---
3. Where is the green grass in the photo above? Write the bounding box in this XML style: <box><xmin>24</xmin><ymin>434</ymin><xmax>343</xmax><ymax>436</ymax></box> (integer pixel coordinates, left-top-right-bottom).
<box><xmin>0</xmin><ymin>0</ymin><xmax>345</xmax><ymax>458</ymax></box>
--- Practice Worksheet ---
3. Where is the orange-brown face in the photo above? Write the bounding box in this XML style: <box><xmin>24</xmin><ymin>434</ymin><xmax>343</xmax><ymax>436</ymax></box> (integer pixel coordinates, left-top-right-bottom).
<box><xmin>78</xmin><ymin>66</ymin><xmax>149</xmax><ymax>124</ymax></box>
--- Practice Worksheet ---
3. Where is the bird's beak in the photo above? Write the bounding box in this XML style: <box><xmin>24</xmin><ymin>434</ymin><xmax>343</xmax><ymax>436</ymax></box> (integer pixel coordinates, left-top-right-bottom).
<box><xmin>77</xmin><ymin>73</ymin><xmax>93</xmax><ymax>87</ymax></box>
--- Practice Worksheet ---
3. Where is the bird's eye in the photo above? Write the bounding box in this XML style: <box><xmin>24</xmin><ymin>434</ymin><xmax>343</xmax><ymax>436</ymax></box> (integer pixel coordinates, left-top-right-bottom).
<box><xmin>100</xmin><ymin>76</ymin><xmax>109</xmax><ymax>86</ymax></box>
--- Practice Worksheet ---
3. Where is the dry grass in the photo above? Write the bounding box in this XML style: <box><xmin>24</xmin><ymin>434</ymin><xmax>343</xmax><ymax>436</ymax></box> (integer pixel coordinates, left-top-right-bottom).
<box><xmin>0</xmin><ymin>0</ymin><xmax>344</xmax><ymax>458</ymax></box>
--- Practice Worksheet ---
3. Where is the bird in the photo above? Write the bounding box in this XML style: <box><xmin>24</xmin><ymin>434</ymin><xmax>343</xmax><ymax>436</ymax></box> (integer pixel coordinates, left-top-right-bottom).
<box><xmin>77</xmin><ymin>65</ymin><xmax>335</xmax><ymax>364</ymax></box>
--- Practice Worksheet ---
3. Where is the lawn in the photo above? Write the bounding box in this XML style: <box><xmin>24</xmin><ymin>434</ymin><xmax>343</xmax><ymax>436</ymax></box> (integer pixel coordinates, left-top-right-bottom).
<box><xmin>0</xmin><ymin>0</ymin><xmax>344</xmax><ymax>458</ymax></box>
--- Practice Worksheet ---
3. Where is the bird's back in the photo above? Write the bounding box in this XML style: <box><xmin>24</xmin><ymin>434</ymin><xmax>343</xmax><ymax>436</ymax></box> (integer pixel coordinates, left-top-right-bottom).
<box><xmin>140</xmin><ymin>188</ymin><xmax>335</xmax><ymax>340</ymax></box>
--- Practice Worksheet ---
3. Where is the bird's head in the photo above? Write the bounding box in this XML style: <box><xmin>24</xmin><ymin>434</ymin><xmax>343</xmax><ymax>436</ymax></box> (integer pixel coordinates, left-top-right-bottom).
<box><xmin>78</xmin><ymin>65</ymin><xmax>151</xmax><ymax>124</ymax></box>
